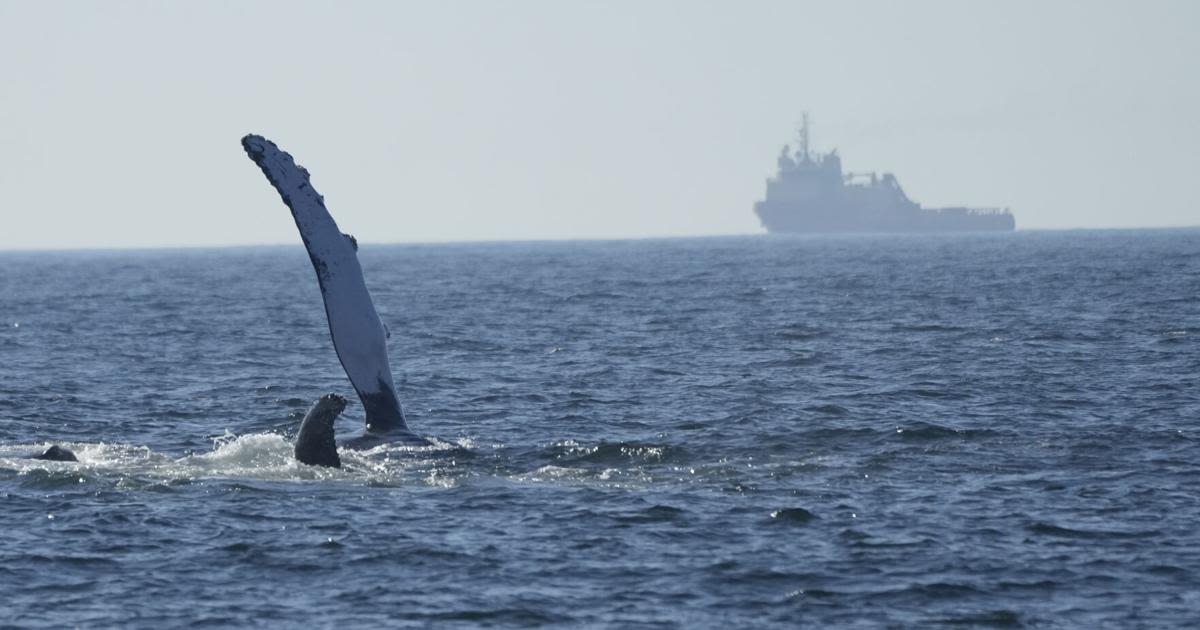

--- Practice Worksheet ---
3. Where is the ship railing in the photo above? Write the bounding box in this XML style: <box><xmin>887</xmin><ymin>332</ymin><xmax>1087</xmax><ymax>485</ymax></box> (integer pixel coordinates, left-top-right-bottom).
<box><xmin>929</xmin><ymin>206</ymin><xmax>1012</xmax><ymax>216</ymax></box>
<box><xmin>966</xmin><ymin>207</ymin><xmax>1012</xmax><ymax>216</ymax></box>
<box><xmin>843</xmin><ymin>172</ymin><xmax>877</xmax><ymax>185</ymax></box>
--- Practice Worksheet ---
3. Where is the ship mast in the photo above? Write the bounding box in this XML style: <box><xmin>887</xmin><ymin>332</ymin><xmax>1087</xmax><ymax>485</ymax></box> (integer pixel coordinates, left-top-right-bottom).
<box><xmin>797</xmin><ymin>112</ymin><xmax>811</xmax><ymax>162</ymax></box>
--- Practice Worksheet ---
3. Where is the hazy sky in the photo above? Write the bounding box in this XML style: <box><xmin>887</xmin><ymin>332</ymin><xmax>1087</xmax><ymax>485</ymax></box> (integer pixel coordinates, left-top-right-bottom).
<box><xmin>1</xmin><ymin>1</ymin><xmax>1197</xmax><ymax>249</ymax></box>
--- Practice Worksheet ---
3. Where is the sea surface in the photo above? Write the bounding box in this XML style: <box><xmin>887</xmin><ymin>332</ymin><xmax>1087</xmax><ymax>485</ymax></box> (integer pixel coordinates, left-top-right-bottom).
<box><xmin>1</xmin><ymin>230</ymin><xmax>1198</xmax><ymax>628</ymax></box>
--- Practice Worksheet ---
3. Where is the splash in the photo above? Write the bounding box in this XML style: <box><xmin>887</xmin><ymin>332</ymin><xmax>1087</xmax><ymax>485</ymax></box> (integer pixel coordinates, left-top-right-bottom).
<box><xmin>0</xmin><ymin>433</ymin><xmax>467</xmax><ymax>485</ymax></box>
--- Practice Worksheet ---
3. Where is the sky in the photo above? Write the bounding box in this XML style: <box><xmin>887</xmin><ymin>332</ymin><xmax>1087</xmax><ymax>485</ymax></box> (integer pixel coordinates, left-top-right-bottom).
<box><xmin>1</xmin><ymin>0</ymin><xmax>1197</xmax><ymax>249</ymax></box>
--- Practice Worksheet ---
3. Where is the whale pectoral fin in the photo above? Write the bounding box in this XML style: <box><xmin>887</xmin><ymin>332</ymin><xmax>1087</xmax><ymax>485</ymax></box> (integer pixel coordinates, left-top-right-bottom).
<box><xmin>295</xmin><ymin>393</ymin><xmax>347</xmax><ymax>468</ymax></box>
<box><xmin>242</xmin><ymin>135</ymin><xmax>413</xmax><ymax>437</ymax></box>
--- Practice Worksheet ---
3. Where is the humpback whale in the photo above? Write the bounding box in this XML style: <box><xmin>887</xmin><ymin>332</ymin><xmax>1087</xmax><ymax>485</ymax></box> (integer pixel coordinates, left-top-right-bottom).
<box><xmin>293</xmin><ymin>393</ymin><xmax>348</xmax><ymax>468</ymax></box>
<box><xmin>11</xmin><ymin>137</ymin><xmax>408</xmax><ymax>469</ymax></box>
<box><xmin>33</xmin><ymin>445</ymin><xmax>78</xmax><ymax>462</ymax></box>
<box><xmin>242</xmin><ymin>134</ymin><xmax>429</xmax><ymax>467</ymax></box>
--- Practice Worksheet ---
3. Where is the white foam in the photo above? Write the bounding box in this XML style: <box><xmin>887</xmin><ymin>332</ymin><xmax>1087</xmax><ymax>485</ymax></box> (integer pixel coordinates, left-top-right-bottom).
<box><xmin>0</xmin><ymin>433</ymin><xmax>462</xmax><ymax>485</ymax></box>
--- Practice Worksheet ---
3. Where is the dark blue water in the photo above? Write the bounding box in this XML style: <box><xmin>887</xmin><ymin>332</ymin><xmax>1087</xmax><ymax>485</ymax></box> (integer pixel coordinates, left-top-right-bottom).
<box><xmin>2</xmin><ymin>230</ymin><xmax>1198</xmax><ymax>628</ymax></box>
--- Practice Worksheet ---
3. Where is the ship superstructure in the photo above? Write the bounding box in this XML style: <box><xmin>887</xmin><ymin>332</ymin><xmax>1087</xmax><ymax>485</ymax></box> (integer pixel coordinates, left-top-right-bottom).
<box><xmin>754</xmin><ymin>116</ymin><xmax>1014</xmax><ymax>233</ymax></box>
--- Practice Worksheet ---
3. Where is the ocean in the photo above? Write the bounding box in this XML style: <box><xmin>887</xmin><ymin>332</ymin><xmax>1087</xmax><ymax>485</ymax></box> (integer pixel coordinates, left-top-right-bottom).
<box><xmin>1</xmin><ymin>229</ymin><xmax>1198</xmax><ymax>628</ymax></box>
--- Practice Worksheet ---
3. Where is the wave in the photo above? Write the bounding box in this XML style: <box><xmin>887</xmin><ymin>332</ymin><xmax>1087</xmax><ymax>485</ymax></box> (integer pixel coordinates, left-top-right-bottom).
<box><xmin>544</xmin><ymin>440</ymin><xmax>687</xmax><ymax>466</ymax></box>
<box><xmin>893</xmin><ymin>422</ymin><xmax>999</xmax><ymax>441</ymax></box>
<box><xmin>1026</xmin><ymin>521</ymin><xmax>1161</xmax><ymax>540</ymax></box>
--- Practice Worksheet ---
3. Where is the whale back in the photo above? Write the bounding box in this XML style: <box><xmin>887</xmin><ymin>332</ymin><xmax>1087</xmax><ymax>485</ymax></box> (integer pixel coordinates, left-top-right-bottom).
<box><xmin>34</xmin><ymin>445</ymin><xmax>78</xmax><ymax>462</ymax></box>
<box><xmin>241</xmin><ymin>135</ymin><xmax>410</xmax><ymax>435</ymax></box>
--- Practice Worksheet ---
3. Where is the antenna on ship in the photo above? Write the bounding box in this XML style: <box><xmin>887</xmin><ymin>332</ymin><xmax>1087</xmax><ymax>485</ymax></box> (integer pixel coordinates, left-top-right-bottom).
<box><xmin>797</xmin><ymin>112</ymin><xmax>811</xmax><ymax>162</ymax></box>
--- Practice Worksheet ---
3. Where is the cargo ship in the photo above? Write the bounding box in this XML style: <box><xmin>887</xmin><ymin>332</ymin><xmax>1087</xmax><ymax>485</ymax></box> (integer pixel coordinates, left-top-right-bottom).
<box><xmin>754</xmin><ymin>116</ymin><xmax>1014</xmax><ymax>233</ymax></box>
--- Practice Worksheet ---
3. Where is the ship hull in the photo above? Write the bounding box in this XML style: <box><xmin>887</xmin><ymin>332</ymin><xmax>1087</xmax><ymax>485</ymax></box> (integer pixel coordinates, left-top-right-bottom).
<box><xmin>754</xmin><ymin>201</ymin><xmax>1015</xmax><ymax>234</ymax></box>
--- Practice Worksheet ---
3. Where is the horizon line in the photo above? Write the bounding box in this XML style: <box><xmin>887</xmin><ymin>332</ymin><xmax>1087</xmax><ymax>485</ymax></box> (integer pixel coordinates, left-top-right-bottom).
<box><xmin>0</xmin><ymin>225</ymin><xmax>1196</xmax><ymax>254</ymax></box>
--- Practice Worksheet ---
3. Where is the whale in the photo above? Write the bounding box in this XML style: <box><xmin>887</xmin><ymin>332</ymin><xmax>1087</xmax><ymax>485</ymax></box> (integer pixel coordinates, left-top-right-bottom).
<box><xmin>13</xmin><ymin>136</ymin><xmax>406</xmax><ymax>469</ymax></box>
<box><xmin>33</xmin><ymin>445</ymin><xmax>78</xmax><ymax>462</ymax></box>
<box><xmin>242</xmin><ymin>134</ymin><xmax>429</xmax><ymax>467</ymax></box>
<box><xmin>293</xmin><ymin>393</ymin><xmax>348</xmax><ymax>468</ymax></box>
<box><xmin>2</xmin><ymin>444</ymin><xmax>80</xmax><ymax>463</ymax></box>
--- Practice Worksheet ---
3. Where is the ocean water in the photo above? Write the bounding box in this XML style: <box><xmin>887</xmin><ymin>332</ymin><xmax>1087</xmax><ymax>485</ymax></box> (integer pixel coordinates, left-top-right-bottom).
<box><xmin>1</xmin><ymin>230</ymin><xmax>1198</xmax><ymax>628</ymax></box>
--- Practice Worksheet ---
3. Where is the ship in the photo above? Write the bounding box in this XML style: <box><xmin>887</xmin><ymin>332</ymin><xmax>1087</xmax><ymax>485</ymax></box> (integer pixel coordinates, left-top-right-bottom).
<box><xmin>754</xmin><ymin>116</ymin><xmax>1015</xmax><ymax>233</ymax></box>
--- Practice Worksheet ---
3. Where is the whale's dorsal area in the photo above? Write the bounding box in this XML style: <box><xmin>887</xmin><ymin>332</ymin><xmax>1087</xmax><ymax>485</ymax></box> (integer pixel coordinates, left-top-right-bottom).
<box><xmin>241</xmin><ymin>134</ymin><xmax>411</xmax><ymax>437</ymax></box>
<box><xmin>34</xmin><ymin>445</ymin><xmax>78</xmax><ymax>462</ymax></box>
